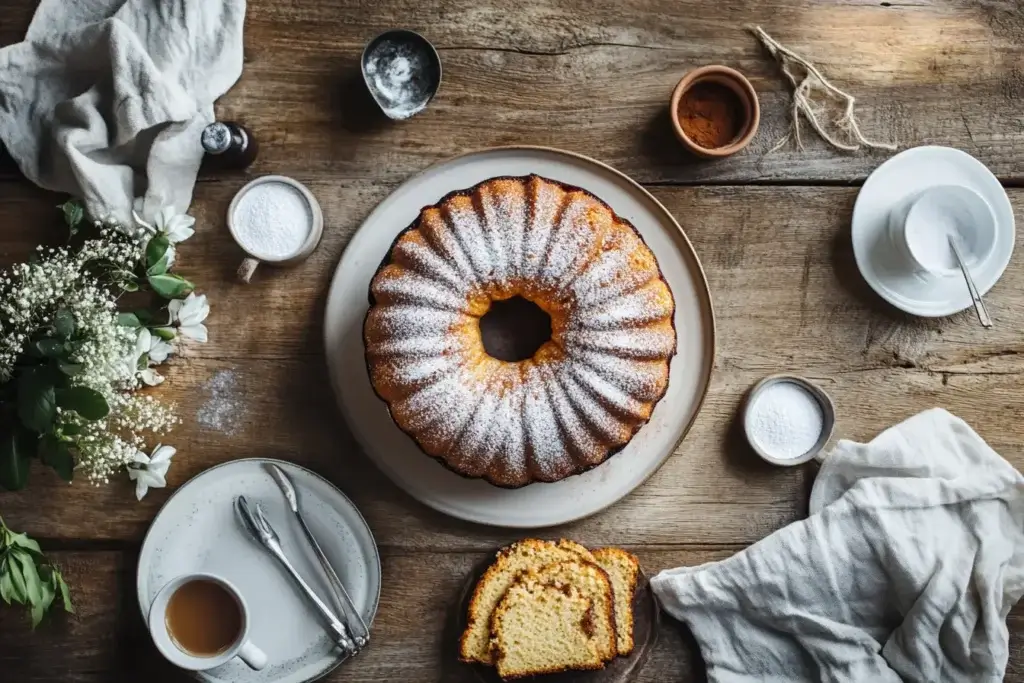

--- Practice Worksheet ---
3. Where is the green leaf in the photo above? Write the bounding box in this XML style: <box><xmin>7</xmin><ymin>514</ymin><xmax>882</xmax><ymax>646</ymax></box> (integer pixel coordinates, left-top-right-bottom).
<box><xmin>147</xmin><ymin>254</ymin><xmax>170</xmax><ymax>276</ymax></box>
<box><xmin>152</xmin><ymin>327</ymin><xmax>176</xmax><ymax>341</ymax></box>
<box><xmin>39</xmin><ymin>436</ymin><xmax>74</xmax><ymax>482</ymax></box>
<box><xmin>10</xmin><ymin>533</ymin><xmax>41</xmax><ymax>554</ymax></box>
<box><xmin>0</xmin><ymin>570</ymin><xmax>13</xmax><ymax>605</ymax></box>
<box><xmin>53</xmin><ymin>309</ymin><xmax>75</xmax><ymax>339</ymax></box>
<box><xmin>148</xmin><ymin>273</ymin><xmax>193</xmax><ymax>299</ymax></box>
<box><xmin>146</xmin><ymin>235</ymin><xmax>169</xmax><ymax>270</ymax></box>
<box><xmin>55</xmin><ymin>387</ymin><xmax>109</xmax><ymax>420</ymax></box>
<box><xmin>59</xmin><ymin>200</ymin><xmax>84</xmax><ymax>230</ymax></box>
<box><xmin>55</xmin><ymin>571</ymin><xmax>73</xmax><ymax>613</ymax></box>
<box><xmin>17</xmin><ymin>369</ymin><xmax>57</xmax><ymax>433</ymax></box>
<box><xmin>32</xmin><ymin>579</ymin><xmax>56</xmax><ymax>628</ymax></box>
<box><xmin>117</xmin><ymin>312</ymin><xmax>141</xmax><ymax>328</ymax></box>
<box><xmin>137</xmin><ymin>352</ymin><xmax>149</xmax><ymax>371</ymax></box>
<box><xmin>59</xmin><ymin>423</ymin><xmax>82</xmax><ymax>437</ymax></box>
<box><xmin>133</xmin><ymin>309</ymin><xmax>157</xmax><ymax>326</ymax></box>
<box><xmin>122</xmin><ymin>280</ymin><xmax>140</xmax><ymax>293</ymax></box>
<box><xmin>7</xmin><ymin>556</ymin><xmax>27</xmax><ymax>604</ymax></box>
<box><xmin>33</xmin><ymin>339</ymin><xmax>66</xmax><ymax>358</ymax></box>
<box><xmin>15</xmin><ymin>550</ymin><xmax>42</xmax><ymax>606</ymax></box>
<box><xmin>58</xmin><ymin>362</ymin><xmax>84</xmax><ymax>377</ymax></box>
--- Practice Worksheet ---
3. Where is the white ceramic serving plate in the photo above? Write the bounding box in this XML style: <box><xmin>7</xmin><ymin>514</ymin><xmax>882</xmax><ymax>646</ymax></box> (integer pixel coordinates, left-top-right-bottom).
<box><xmin>324</xmin><ymin>146</ymin><xmax>716</xmax><ymax>528</ymax></box>
<box><xmin>137</xmin><ymin>459</ymin><xmax>381</xmax><ymax>683</ymax></box>
<box><xmin>852</xmin><ymin>145</ymin><xmax>1014</xmax><ymax>317</ymax></box>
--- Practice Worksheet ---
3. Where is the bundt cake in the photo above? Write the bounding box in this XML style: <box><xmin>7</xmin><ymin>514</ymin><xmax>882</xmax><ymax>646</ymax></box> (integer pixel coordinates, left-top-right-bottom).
<box><xmin>364</xmin><ymin>174</ymin><xmax>676</xmax><ymax>488</ymax></box>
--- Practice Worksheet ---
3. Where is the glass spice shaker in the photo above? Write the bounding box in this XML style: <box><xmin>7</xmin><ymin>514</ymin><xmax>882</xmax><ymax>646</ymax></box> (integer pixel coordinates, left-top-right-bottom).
<box><xmin>201</xmin><ymin>121</ymin><xmax>259</xmax><ymax>169</ymax></box>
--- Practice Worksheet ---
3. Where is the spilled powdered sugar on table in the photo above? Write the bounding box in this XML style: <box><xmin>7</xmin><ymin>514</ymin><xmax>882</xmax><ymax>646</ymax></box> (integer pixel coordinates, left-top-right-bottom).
<box><xmin>196</xmin><ymin>370</ymin><xmax>245</xmax><ymax>435</ymax></box>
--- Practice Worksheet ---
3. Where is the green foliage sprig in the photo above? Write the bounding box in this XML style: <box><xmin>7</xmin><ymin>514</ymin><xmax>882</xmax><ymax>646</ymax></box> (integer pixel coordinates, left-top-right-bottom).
<box><xmin>0</xmin><ymin>516</ymin><xmax>72</xmax><ymax>627</ymax></box>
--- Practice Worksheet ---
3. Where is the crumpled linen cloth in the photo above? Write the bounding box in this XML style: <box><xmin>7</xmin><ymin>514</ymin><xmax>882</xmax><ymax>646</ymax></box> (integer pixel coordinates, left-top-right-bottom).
<box><xmin>0</xmin><ymin>0</ymin><xmax>246</xmax><ymax>223</ymax></box>
<box><xmin>651</xmin><ymin>408</ymin><xmax>1024</xmax><ymax>682</ymax></box>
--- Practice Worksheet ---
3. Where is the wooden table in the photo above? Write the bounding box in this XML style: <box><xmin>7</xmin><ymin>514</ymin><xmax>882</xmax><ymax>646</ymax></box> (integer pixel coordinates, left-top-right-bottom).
<box><xmin>2</xmin><ymin>1</ymin><xmax>1024</xmax><ymax>680</ymax></box>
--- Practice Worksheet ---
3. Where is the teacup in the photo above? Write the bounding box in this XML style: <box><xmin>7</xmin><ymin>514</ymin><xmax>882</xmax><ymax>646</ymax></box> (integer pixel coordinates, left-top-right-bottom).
<box><xmin>148</xmin><ymin>573</ymin><xmax>267</xmax><ymax>671</ymax></box>
<box><xmin>889</xmin><ymin>184</ymin><xmax>996</xmax><ymax>277</ymax></box>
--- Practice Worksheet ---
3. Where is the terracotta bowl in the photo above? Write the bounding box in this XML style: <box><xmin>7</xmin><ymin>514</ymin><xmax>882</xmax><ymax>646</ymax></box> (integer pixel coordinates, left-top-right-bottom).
<box><xmin>670</xmin><ymin>65</ymin><xmax>760</xmax><ymax>158</ymax></box>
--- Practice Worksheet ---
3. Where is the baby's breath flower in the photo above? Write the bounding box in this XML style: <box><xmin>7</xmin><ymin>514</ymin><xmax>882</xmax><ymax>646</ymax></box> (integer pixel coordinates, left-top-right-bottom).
<box><xmin>0</xmin><ymin>204</ymin><xmax>201</xmax><ymax>491</ymax></box>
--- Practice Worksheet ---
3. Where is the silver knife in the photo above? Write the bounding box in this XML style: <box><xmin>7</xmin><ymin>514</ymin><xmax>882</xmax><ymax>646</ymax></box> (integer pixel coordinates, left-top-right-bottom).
<box><xmin>266</xmin><ymin>464</ymin><xmax>370</xmax><ymax>648</ymax></box>
<box><xmin>234</xmin><ymin>496</ymin><xmax>358</xmax><ymax>653</ymax></box>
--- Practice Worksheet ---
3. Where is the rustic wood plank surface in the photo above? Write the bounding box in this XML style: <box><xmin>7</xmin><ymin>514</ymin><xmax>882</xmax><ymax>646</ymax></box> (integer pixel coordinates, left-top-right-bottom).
<box><xmin>2</xmin><ymin>0</ymin><xmax>1024</xmax><ymax>681</ymax></box>
<box><xmin>2</xmin><ymin>0</ymin><xmax>1024</xmax><ymax>184</ymax></box>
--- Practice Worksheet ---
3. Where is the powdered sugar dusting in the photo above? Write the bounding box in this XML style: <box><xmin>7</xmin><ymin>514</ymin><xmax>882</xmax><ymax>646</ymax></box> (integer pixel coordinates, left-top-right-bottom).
<box><xmin>366</xmin><ymin>176</ymin><xmax>676</xmax><ymax>485</ymax></box>
<box><xmin>196</xmin><ymin>370</ymin><xmax>244</xmax><ymax>434</ymax></box>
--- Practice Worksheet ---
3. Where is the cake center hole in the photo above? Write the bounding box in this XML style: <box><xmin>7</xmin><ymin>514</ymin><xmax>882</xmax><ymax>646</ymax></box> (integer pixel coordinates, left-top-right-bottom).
<box><xmin>479</xmin><ymin>296</ymin><xmax>552</xmax><ymax>362</ymax></box>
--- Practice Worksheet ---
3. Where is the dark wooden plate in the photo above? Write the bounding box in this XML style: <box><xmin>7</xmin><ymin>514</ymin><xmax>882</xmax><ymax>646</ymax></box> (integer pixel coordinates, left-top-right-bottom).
<box><xmin>448</xmin><ymin>556</ymin><xmax>659</xmax><ymax>683</ymax></box>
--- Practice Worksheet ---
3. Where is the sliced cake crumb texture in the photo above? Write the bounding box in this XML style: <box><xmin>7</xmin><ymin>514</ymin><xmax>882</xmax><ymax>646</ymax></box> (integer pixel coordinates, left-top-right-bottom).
<box><xmin>491</xmin><ymin>581</ymin><xmax>604</xmax><ymax>679</ymax></box>
<box><xmin>459</xmin><ymin>539</ymin><xmax>594</xmax><ymax>664</ymax></box>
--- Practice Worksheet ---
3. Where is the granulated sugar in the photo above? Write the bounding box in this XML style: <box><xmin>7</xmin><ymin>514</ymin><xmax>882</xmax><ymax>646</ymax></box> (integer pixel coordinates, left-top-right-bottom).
<box><xmin>196</xmin><ymin>370</ymin><xmax>244</xmax><ymax>434</ymax></box>
<box><xmin>232</xmin><ymin>182</ymin><xmax>312</xmax><ymax>260</ymax></box>
<box><xmin>746</xmin><ymin>381</ymin><xmax>824</xmax><ymax>459</ymax></box>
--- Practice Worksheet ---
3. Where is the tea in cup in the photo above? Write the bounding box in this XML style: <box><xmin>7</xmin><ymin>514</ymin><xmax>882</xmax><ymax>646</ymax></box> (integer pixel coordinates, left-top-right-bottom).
<box><xmin>148</xmin><ymin>573</ymin><xmax>267</xmax><ymax>671</ymax></box>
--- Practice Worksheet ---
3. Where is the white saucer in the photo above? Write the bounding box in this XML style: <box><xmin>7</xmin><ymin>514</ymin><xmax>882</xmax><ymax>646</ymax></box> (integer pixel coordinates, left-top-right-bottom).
<box><xmin>323</xmin><ymin>146</ymin><xmax>716</xmax><ymax>528</ymax></box>
<box><xmin>137</xmin><ymin>459</ymin><xmax>381</xmax><ymax>683</ymax></box>
<box><xmin>852</xmin><ymin>145</ymin><xmax>1015</xmax><ymax>317</ymax></box>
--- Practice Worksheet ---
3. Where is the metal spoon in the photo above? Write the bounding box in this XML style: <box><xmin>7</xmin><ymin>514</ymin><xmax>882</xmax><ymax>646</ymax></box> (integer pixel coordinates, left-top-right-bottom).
<box><xmin>948</xmin><ymin>235</ymin><xmax>993</xmax><ymax>328</ymax></box>
<box><xmin>234</xmin><ymin>496</ymin><xmax>358</xmax><ymax>654</ymax></box>
<box><xmin>266</xmin><ymin>464</ymin><xmax>369</xmax><ymax>648</ymax></box>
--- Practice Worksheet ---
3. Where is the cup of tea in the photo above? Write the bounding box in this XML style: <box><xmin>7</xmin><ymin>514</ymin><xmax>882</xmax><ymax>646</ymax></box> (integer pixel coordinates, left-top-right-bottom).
<box><xmin>148</xmin><ymin>573</ymin><xmax>267</xmax><ymax>671</ymax></box>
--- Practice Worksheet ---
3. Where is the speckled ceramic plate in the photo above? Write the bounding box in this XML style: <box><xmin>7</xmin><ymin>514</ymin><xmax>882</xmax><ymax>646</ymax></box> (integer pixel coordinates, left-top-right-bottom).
<box><xmin>324</xmin><ymin>146</ymin><xmax>716</xmax><ymax>528</ymax></box>
<box><xmin>137</xmin><ymin>459</ymin><xmax>381</xmax><ymax>683</ymax></box>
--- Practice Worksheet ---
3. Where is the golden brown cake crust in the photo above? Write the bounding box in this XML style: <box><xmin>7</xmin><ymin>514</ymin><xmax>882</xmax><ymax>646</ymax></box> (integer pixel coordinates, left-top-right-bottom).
<box><xmin>364</xmin><ymin>174</ymin><xmax>677</xmax><ymax>488</ymax></box>
<box><xmin>592</xmin><ymin>547</ymin><xmax>641</xmax><ymax>656</ymax></box>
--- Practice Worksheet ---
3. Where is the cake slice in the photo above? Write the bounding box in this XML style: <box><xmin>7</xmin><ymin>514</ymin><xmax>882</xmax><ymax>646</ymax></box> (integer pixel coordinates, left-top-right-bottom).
<box><xmin>504</xmin><ymin>560</ymin><xmax>617</xmax><ymax>663</ymax></box>
<box><xmin>593</xmin><ymin>548</ymin><xmax>641</xmax><ymax>656</ymax></box>
<box><xmin>460</xmin><ymin>539</ymin><xmax>595</xmax><ymax>664</ymax></box>
<box><xmin>491</xmin><ymin>580</ymin><xmax>602</xmax><ymax>679</ymax></box>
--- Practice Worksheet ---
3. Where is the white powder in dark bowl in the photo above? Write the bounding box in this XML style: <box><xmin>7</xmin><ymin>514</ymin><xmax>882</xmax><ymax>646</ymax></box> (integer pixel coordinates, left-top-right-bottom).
<box><xmin>363</xmin><ymin>38</ymin><xmax>439</xmax><ymax>120</ymax></box>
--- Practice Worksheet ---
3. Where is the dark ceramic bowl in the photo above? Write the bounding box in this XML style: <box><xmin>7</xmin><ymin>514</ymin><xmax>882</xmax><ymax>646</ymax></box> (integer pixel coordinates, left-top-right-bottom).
<box><xmin>361</xmin><ymin>29</ymin><xmax>442</xmax><ymax>120</ymax></box>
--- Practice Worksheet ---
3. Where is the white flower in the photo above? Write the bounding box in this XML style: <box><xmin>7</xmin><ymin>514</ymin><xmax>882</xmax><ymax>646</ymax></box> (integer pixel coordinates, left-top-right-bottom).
<box><xmin>169</xmin><ymin>293</ymin><xmax>209</xmax><ymax>342</ymax></box>
<box><xmin>132</xmin><ymin>201</ymin><xmax>195</xmax><ymax>243</ymax></box>
<box><xmin>154</xmin><ymin>206</ymin><xmax>195</xmax><ymax>243</ymax></box>
<box><xmin>127</xmin><ymin>444</ymin><xmax>175</xmax><ymax>500</ymax></box>
<box><xmin>140</xmin><ymin>368</ymin><xmax>164</xmax><ymax>386</ymax></box>
<box><xmin>132</xmin><ymin>328</ymin><xmax>173</xmax><ymax>366</ymax></box>
<box><xmin>147</xmin><ymin>334</ymin><xmax>173</xmax><ymax>364</ymax></box>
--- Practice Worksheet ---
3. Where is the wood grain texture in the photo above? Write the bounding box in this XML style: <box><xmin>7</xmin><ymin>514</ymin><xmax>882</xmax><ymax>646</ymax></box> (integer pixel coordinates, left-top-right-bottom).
<box><xmin>2</xmin><ymin>0</ymin><xmax>1024</xmax><ymax>183</ymax></box>
<box><xmin>1</xmin><ymin>549</ymin><xmax>1022</xmax><ymax>682</ymax></box>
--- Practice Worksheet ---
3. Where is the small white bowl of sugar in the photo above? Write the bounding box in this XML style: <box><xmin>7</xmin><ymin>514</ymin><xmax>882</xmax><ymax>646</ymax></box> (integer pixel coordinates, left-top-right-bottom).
<box><xmin>742</xmin><ymin>375</ymin><xmax>836</xmax><ymax>466</ymax></box>
<box><xmin>227</xmin><ymin>176</ymin><xmax>324</xmax><ymax>282</ymax></box>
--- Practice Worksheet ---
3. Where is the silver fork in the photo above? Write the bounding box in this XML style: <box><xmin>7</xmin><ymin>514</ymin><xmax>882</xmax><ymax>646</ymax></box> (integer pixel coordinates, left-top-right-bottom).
<box><xmin>266</xmin><ymin>464</ymin><xmax>370</xmax><ymax>648</ymax></box>
<box><xmin>234</xmin><ymin>496</ymin><xmax>358</xmax><ymax>654</ymax></box>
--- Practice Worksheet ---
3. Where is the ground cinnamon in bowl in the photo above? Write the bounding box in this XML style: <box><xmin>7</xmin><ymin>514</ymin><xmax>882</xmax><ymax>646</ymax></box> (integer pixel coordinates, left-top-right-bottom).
<box><xmin>669</xmin><ymin>65</ymin><xmax>760</xmax><ymax>158</ymax></box>
<box><xmin>677</xmin><ymin>82</ymin><xmax>745</xmax><ymax>150</ymax></box>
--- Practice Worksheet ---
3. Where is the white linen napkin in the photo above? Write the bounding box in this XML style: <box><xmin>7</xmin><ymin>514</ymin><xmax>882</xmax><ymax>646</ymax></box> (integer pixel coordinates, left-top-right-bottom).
<box><xmin>0</xmin><ymin>0</ymin><xmax>246</xmax><ymax>223</ymax></box>
<box><xmin>651</xmin><ymin>408</ymin><xmax>1024</xmax><ymax>682</ymax></box>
